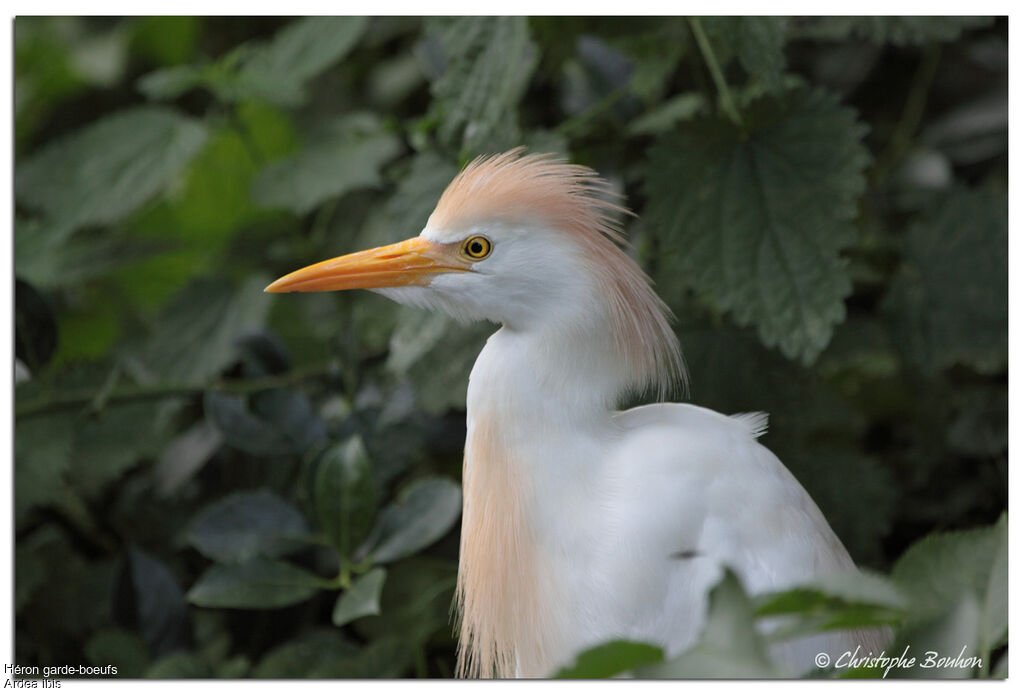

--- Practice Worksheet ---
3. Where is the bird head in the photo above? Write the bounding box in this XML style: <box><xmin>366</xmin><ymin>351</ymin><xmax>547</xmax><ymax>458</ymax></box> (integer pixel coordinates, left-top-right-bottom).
<box><xmin>266</xmin><ymin>149</ymin><xmax>685</xmax><ymax>398</ymax></box>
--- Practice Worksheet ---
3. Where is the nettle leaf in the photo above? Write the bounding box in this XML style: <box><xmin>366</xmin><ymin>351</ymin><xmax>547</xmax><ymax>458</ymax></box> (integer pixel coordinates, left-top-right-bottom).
<box><xmin>139</xmin><ymin>17</ymin><xmax>368</xmax><ymax>107</ymax></box>
<box><xmin>755</xmin><ymin>570</ymin><xmax>906</xmax><ymax>642</ymax></box>
<box><xmin>890</xmin><ymin>514</ymin><xmax>1007</xmax><ymax>649</ymax></box>
<box><xmin>16</xmin><ymin>106</ymin><xmax>207</xmax><ymax>230</ymax></box>
<box><xmin>313</xmin><ymin>436</ymin><xmax>378</xmax><ymax>560</ymax></box>
<box><xmin>427</xmin><ymin>16</ymin><xmax>538</xmax><ymax>154</ymax></box>
<box><xmin>646</xmin><ymin>89</ymin><xmax>869</xmax><ymax>363</ymax></box>
<box><xmin>235</xmin><ymin>16</ymin><xmax>368</xmax><ymax>107</ymax></box>
<box><xmin>884</xmin><ymin>185</ymin><xmax>1007</xmax><ymax>375</ymax></box>
<box><xmin>188</xmin><ymin>489</ymin><xmax>311</xmax><ymax>563</ymax></box>
<box><xmin>187</xmin><ymin>557</ymin><xmax>326</xmax><ymax>609</ymax></box>
<box><xmin>252</xmin><ymin>114</ymin><xmax>402</xmax><ymax>214</ymax></box>
<box><xmin>735</xmin><ymin>17</ymin><xmax>788</xmax><ymax>92</ymax></box>
<box><xmin>795</xmin><ymin>16</ymin><xmax>993</xmax><ymax>46</ymax></box>
<box><xmin>638</xmin><ymin>570</ymin><xmax>779</xmax><ymax>678</ymax></box>
<box><xmin>363</xmin><ymin>477</ymin><xmax>462</xmax><ymax>564</ymax></box>
<box><xmin>332</xmin><ymin>567</ymin><xmax>387</xmax><ymax>627</ymax></box>
<box><xmin>121</xmin><ymin>276</ymin><xmax>271</xmax><ymax>385</ymax></box>
<box><xmin>556</xmin><ymin>641</ymin><xmax>665</xmax><ymax>678</ymax></box>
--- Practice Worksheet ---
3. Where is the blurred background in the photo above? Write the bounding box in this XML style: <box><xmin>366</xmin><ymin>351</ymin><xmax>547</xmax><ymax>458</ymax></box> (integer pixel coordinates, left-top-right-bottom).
<box><xmin>14</xmin><ymin>16</ymin><xmax>1006</xmax><ymax>677</ymax></box>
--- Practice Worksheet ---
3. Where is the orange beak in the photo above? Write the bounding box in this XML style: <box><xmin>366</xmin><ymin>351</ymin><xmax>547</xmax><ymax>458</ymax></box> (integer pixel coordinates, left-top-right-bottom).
<box><xmin>265</xmin><ymin>237</ymin><xmax>469</xmax><ymax>293</ymax></box>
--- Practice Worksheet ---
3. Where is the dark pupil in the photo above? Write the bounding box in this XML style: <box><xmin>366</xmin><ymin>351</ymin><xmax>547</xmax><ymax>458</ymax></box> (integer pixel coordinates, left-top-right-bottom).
<box><xmin>470</xmin><ymin>241</ymin><xmax>483</xmax><ymax>255</ymax></box>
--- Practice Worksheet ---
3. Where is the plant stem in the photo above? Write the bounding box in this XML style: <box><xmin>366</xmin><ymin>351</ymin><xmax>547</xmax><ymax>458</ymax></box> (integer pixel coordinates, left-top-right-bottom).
<box><xmin>15</xmin><ymin>362</ymin><xmax>336</xmax><ymax>420</ymax></box>
<box><xmin>871</xmin><ymin>45</ymin><xmax>942</xmax><ymax>184</ymax></box>
<box><xmin>687</xmin><ymin>17</ymin><xmax>743</xmax><ymax>128</ymax></box>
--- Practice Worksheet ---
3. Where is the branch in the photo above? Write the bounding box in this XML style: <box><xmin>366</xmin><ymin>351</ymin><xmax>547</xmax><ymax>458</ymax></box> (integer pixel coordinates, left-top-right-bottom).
<box><xmin>15</xmin><ymin>362</ymin><xmax>337</xmax><ymax>420</ymax></box>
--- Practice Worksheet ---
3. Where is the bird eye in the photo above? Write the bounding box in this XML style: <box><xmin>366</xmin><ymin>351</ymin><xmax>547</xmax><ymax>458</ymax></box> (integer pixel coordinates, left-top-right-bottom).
<box><xmin>462</xmin><ymin>235</ymin><xmax>492</xmax><ymax>260</ymax></box>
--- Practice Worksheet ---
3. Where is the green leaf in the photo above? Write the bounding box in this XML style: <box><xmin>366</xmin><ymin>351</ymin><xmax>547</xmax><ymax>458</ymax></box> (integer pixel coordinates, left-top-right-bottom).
<box><xmin>121</xmin><ymin>276</ymin><xmax>271</xmax><ymax>385</ymax></box>
<box><xmin>84</xmin><ymin>628</ymin><xmax>152</xmax><ymax>678</ymax></box>
<box><xmin>364</xmin><ymin>477</ymin><xmax>461</xmax><ymax>564</ymax></box>
<box><xmin>387</xmin><ymin>308</ymin><xmax>492</xmax><ymax>414</ymax></box>
<box><xmin>626</xmin><ymin>92</ymin><xmax>707</xmax><ymax>136</ymax></box>
<box><xmin>119</xmin><ymin>547</ymin><xmax>189</xmax><ymax>656</ymax></box>
<box><xmin>796</xmin><ymin>17</ymin><xmax>993</xmax><ymax>45</ymax></box>
<box><xmin>556</xmin><ymin>640</ymin><xmax>665</xmax><ymax>678</ymax></box>
<box><xmin>314</xmin><ymin>436</ymin><xmax>378</xmax><ymax>560</ymax></box>
<box><xmin>885</xmin><ymin>185</ymin><xmax>1007</xmax><ymax>374</ymax></box>
<box><xmin>187</xmin><ymin>557</ymin><xmax>326</xmax><ymax>609</ymax></box>
<box><xmin>891</xmin><ymin>515</ymin><xmax>1007</xmax><ymax>650</ymax></box>
<box><xmin>70</xmin><ymin>402</ymin><xmax>169</xmax><ymax>498</ymax></box>
<box><xmin>333</xmin><ymin>567</ymin><xmax>387</xmax><ymax>627</ymax></box>
<box><xmin>235</xmin><ymin>17</ymin><xmax>368</xmax><ymax>107</ymax></box>
<box><xmin>309</xmin><ymin>636</ymin><xmax>414</xmax><ymax>678</ymax></box>
<box><xmin>351</xmin><ymin>557</ymin><xmax>456</xmax><ymax>646</ymax></box>
<box><xmin>735</xmin><ymin>17</ymin><xmax>788</xmax><ymax>92</ymax></box>
<box><xmin>755</xmin><ymin>570</ymin><xmax>906</xmax><ymax>642</ymax></box>
<box><xmin>14</xmin><ymin>412</ymin><xmax>75</xmax><ymax>520</ymax></box>
<box><xmin>253</xmin><ymin>629</ymin><xmax>359</xmax><ymax>678</ymax></box>
<box><xmin>646</xmin><ymin>89</ymin><xmax>869</xmax><ymax>363</ymax></box>
<box><xmin>887</xmin><ymin>595</ymin><xmax>983</xmax><ymax>678</ymax></box>
<box><xmin>16</xmin><ymin>106</ymin><xmax>207</xmax><ymax>230</ymax></box>
<box><xmin>252</xmin><ymin>115</ymin><xmax>402</xmax><ymax>214</ymax></box>
<box><xmin>638</xmin><ymin>569</ymin><xmax>779</xmax><ymax>678</ymax></box>
<box><xmin>428</xmin><ymin>17</ymin><xmax>538</xmax><ymax>154</ymax></box>
<box><xmin>188</xmin><ymin>489</ymin><xmax>311</xmax><ymax>563</ymax></box>
<box><xmin>204</xmin><ymin>388</ymin><xmax>326</xmax><ymax>457</ymax></box>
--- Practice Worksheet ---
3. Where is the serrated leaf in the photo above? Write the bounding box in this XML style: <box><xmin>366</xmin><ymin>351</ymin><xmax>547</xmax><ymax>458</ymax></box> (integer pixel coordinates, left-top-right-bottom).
<box><xmin>188</xmin><ymin>490</ymin><xmax>311</xmax><ymax>563</ymax></box>
<box><xmin>234</xmin><ymin>17</ymin><xmax>368</xmax><ymax>107</ymax></box>
<box><xmin>364</xmin><ymin>477</ymin><xmax>461</xmax><ymax>564</ymax></box>
<box><xmin>638</xmin><ymin>570</ymin><xmax>779</xmax><ymax>677</ymax></box>
<box><xmin>885</xmin><ymin>185</ymin><xmax>1007</xmax><ymax>374</ymax></box>
<box><xmin>332</xmin><ymin>568</ymin><xmax>387</xmax><ymax>627</ymax></box>
<box><xmin>314</xmin><ymin>436</ymin><xmax>378</xmax><ymax>559</ymax></box>
<box><xmin>428</xmin><ymin>16</ymin><xmax>538</xmax><ymax>154</ymax></box>
<box><xmin>252</xmin><ymin>116</ymin><xmax>402</xmax><ymax>214</ymax></box>
<box><xmin>556</xmin><ymin>640</ymin><xmax>664</xmax><ymax>678</ymax></box>
<box><xmin>187</xmin><ymin>557</ymin><xmax>325</xmax><ymax>609</ymax></box>
<box><xmin>735</xmin><ymin>17</ymin><xmax>788</xmax><ymax>92</ymax></box>
<box><xmin>755</xmin><ymin>570</ymin><xmax>906</xmax><ymax>643</ymax></box>
<box><xmin>890</xmin><ymin>515</ymin><xmax>1007</xmax><ymax>651</ymax></box>
<box><xmin>16</xmin><ymin>106</ymin><xmax>207</xmax><ymax>230</ymax></box>
<box><xmin>121</xmin><ymin>276</ymin><xmax>271</xmax><ymax>385</ymax></box>
<box><xmin>646</xmin><ymin>89</ymin><xmax>869</xmax><ymax>363</ymax></box>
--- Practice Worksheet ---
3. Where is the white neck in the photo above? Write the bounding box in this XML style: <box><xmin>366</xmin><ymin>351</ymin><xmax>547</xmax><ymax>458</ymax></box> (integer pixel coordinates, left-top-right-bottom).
<box><xmin>455</xmin><ymin>322</ymin><xmax>622</xmax><ymax>678</ymax></box>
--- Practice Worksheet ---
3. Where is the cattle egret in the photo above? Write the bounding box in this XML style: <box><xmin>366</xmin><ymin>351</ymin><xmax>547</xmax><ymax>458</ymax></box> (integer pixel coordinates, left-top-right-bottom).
<box><xmin>266</xmin><ymin>150</ymin><xmax>885</xmax><ymax>678</ymax></box>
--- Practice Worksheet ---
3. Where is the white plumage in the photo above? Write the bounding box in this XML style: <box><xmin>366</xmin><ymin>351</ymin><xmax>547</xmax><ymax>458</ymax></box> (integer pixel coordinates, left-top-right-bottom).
<box><xmin>266</xmin><ymin>150</ymin><xmax>886</xmax><ymax>678</ymax></box>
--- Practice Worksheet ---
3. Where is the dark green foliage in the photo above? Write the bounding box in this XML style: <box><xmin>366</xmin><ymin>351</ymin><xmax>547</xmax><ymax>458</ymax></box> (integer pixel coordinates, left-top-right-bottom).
<box><xmin>14</xmin><ymin>16</ymin><xmax>1006</xmax><ymax>679</ymax></box>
